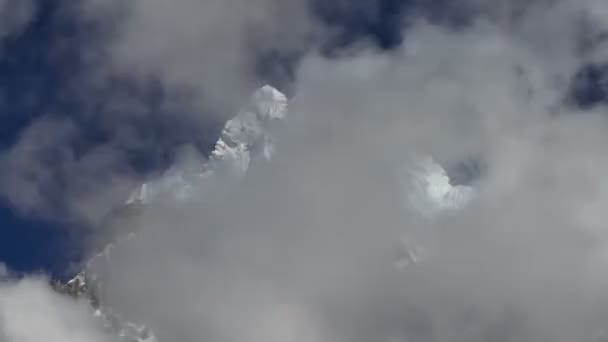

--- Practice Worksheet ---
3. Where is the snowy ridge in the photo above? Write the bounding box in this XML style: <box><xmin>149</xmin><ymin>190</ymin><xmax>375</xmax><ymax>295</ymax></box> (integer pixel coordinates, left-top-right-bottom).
<box><xmin>57</xmin><ymin>232</ymin><xmax>156</xmax><ymax>342</ymax></box>
<box><xmin>126</xmin><ymin>85</ymin><xmax>287</xmax><ymax>205</ymax></box>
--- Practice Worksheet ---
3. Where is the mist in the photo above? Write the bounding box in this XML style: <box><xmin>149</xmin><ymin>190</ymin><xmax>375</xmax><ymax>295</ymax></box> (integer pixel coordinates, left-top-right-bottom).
<box><xmin>80</xmin><ymin>1</ymin><xmax>608</xmax><ymax>342</ymax></box>
<box><xmin>2</xmin><ymin>0</ymin><xmax>608</xmax><ymax>342</ymax></box>
<box><xmin>0</xmin><ymin>276</ymin><xmax>112</xmax><ymax>342</ymax></box>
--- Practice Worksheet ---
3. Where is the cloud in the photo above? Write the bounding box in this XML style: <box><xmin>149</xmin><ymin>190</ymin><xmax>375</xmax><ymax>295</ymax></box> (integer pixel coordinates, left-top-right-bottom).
<box><xmin>0</xmin><ymin>0</ymin><xmax>36</xmax><ymax>42</ymax></box>
<box><xmin>0</xmin><ymin>264</ymin><xmax>7</xmax><ymax>279</ymax></box>
<box><xmin>75</xmin><ymin>1</ymin><xmax>608</xmax><ymax>342</ymax></box>
<box><xmin>0</xmin><ymin>277</ymin><xmax>109</xmax><ymax>342</ymax></box>
<box><xmin>0</xmin><ymin>116</ymin><xmax>138</xmax><ymax>224</ymax></box>
<box><xmin>79</xmin><ymin>0</ymin><xmax>315</xmax><ymax>119</ymax></box>
<box><xmin>0</xmin><ymin>0</ymin><xmax>315</xmax><ymax>223</ymax></box>
<box><xmin>4</xmin><ymin>0</ymin><xmax>608</xmax><ymax>341</ymax></box>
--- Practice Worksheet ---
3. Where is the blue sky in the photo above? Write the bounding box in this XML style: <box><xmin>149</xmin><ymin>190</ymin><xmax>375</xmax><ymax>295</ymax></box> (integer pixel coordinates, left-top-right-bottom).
<box><xmin>0</xmin><ymin>1</ymin><xmax>80</xmax><ymax>277</ymax></box>
<box><xmin>0</xmin><ymin>1</ymin><xmax>173</xmax><ymax>277</ymax></box>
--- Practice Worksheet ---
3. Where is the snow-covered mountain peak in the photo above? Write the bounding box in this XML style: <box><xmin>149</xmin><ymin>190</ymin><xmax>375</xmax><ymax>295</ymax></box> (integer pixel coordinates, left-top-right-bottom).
<box><xmin>127</xmin><ymin>85</ymin><xmax>288</xmax><ymax>205</ymax></box>
<box><xmin>251</xmin><ymin>84</ymin><xmax>288</xmax><ymax>120</ymax></box>
<box><xmin>211</xmin><ymin>84</ymin><xmax>286</xmax><ymax>165</ymax></box>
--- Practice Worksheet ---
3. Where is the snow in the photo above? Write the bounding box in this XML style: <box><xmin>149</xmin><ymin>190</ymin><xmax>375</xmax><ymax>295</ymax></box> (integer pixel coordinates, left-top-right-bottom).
<box><xmin>406</xmin><ymin>156</ymin><xmax>474</xmax><ymax>218</ymax></box>
<box><xmin>126</xmin><ymin>85</ymin><xmax>288</xmax><ymax>205</ymax></box>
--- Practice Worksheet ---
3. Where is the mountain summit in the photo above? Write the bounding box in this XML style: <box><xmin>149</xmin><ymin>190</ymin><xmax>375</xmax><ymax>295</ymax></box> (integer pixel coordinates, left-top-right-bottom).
<box><xmin>126</xmin><ymin>85</ymin><xmax>288</xmax><ymax>205</ymax></box>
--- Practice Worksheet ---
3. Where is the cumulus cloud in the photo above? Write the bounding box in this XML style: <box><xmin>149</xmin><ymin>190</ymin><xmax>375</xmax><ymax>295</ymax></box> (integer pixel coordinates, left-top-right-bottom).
<box><xmin>77</xmin><ymin>1</ymin><xmax>608</xmax><ymax>342</ymax></box>
<box><xmin>80</xmin><ymin>0</ymin><xmax>315</xmax><ymax>119</ymax></box>
<box><xmin>0</xmin><ymin>116</ymin><xmax>138</xmax><ymax>224</ymax></box>
<box><xmin>0</xmin><ymin>277</ymin><xmax>109</xmax><ymax>342</ymax></box>
<box><xmin>5</xmin><ymin>0</ymin><xmax>608</xmax><ymax>342</ymax></box>
<box><xmin>0</xmin><ymin>0</ymin><xmax>315</xmax><ymax>222</ymax></box>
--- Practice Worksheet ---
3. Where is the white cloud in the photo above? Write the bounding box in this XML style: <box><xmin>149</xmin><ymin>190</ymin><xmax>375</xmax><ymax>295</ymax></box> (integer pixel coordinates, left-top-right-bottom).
<box><xmin>0</xmin><ymin>277</ymin><xmax>109</xmax><ymax>342</ymax></box>
<box><xmin>82</xmin><ymin>2</ymin><xmax>608</xmax><ymax>341</ymax></box>
<box><xmin>80</xmin><ymin>0</ymin><xmax>315</xmax><ymax>119</ymax></box>
<box><xmin>0</xmin><ymin>116</ymin><xmax>138</xmax><ymax>223</ymax></box>
<box><xmin>5</xmin><ymin>0</ymin><xmax>608</xmax><ymax>341</ymax></box>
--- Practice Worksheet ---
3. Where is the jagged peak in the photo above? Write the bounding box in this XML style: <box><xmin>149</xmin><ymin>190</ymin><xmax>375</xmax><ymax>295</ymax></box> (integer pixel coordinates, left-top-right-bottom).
<box><xmin>126</xmin><ymin>85</ymin><xmax>288</xmax><ymax>206</ymax></box>
<box><xmin>250</xmin><ymin>84</ymin><xmax>288</xmax><ymax>120</ymax></box>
